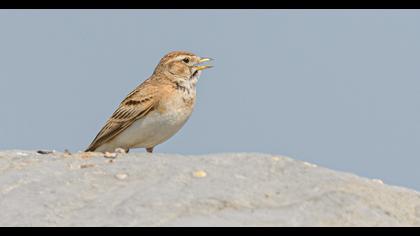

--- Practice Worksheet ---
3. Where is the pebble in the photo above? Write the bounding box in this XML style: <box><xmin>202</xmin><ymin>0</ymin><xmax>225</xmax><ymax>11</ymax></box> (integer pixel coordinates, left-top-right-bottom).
<box><xmin>37</xmin><ymin>150</ymin><xmax>54</xmax><ymax>155</ymax></box>
<box><xmin>303</xmin><ymin>162</ymin><xmax>317</xmax><ymax>168</ymax></box>
<box><xmin>193</xmin><ymin>170</ymin><xmax>207</xmax><ymax>178</ymax></box>
<box><xmin>104</xmin><ymin>152</ymin><xmax>117</xmax><ymax>158</ymax></box>
<box><xmin>115</xmin><ymin>173</ymin><xmax>128</xmax><ymax>180</ymax></box>
<box><xmin>80</xmin><ymin>152</ymin><xmax>96</xmax><ymax>159</ymax></box>
<box><xmin>80</xmin><ymin>163</ymin><xmax>95</xmax><ymax>169</ymax></box>
<box><xmin>372</xmin><ymin>179</ymin><xmax>384</xmax><ymax>184</ymax></box>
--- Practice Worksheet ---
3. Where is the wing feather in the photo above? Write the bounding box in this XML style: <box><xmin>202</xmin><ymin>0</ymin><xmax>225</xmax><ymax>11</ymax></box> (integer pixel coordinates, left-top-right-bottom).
<box><xmin>85</xmin><ymin>81</ymin><xmax>159</xmax><ymax>152</ymax></box>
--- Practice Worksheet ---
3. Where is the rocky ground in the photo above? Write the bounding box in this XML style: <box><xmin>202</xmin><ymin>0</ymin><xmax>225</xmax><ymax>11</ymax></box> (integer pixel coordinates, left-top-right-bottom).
<box><xmin>0</xmin><ymin>150</ymin><xmax>420</xmax><ymax>226</ymax></box>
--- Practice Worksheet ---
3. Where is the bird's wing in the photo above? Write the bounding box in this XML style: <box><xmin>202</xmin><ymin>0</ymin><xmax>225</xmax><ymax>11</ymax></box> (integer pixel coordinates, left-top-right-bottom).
<box><xmin>85</xmin><ymin>81</ymin><xmax>159</xmax><ymax>152</ymax></box>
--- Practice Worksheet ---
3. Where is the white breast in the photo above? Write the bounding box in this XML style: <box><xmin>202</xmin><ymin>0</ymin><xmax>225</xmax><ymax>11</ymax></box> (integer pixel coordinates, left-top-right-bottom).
<box><xmin>97</xmin><ymin>87</ymin><xmax>196</xmax><ymax>152</ymax></box>
<box><xmin>112</xmin><ymin>110</ymin><xmax>192</xmax><ymax>151</ymax></box>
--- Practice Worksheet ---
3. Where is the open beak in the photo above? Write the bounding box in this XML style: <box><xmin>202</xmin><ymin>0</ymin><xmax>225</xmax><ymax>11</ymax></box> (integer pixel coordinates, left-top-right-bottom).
<box><xmin>199</xmin><ymin>58</ymin><xmax>213</xmax><ymax>63</ymax></box>
<box><xmin>195</xmin><ymin>57</ymin><xmax>214</xmax><ymax>71</ymax></box>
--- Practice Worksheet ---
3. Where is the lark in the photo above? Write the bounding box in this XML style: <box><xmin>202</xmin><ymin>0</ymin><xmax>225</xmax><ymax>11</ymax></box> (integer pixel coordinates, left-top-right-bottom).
<box><xmin>85</xmin><ymin>51</ymin><xmax>213</xmax><ymax>153</ymax></box>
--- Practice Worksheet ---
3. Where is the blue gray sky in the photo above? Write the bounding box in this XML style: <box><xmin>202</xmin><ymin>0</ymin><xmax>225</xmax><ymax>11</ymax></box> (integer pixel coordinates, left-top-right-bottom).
<box><xmin>1</xmin><ymin>10</ymin><xmax>420</xmax><ymax>190</ymax></box>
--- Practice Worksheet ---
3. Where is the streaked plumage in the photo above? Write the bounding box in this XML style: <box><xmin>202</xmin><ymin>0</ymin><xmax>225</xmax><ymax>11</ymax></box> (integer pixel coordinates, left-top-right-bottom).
<box><xmin>85</xmin><ymin>51</ymin><xmax>212</xmax><ymax>153</ymax></box>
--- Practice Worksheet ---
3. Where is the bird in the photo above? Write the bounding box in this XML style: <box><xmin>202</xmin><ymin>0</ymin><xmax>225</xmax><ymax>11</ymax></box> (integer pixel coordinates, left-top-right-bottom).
<box><xmin>85</xmin><ymin>51</ymin><xmax>213</xmax><ymax>154</ymax></box>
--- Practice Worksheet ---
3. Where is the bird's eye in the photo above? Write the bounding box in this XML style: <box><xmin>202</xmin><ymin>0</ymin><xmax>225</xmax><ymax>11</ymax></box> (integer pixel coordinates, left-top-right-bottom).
<box><xmin>183</xmin><ymin>58</ymin><xmax>190</xmax><ymax>63</ymax></box>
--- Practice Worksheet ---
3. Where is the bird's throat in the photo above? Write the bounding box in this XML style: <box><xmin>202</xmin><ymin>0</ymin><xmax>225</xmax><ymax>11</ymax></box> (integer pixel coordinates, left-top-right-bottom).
<box><xmin>174</xmin><ymin>77</ymin><xmax>197</xmax><ymax>99</ymax></box>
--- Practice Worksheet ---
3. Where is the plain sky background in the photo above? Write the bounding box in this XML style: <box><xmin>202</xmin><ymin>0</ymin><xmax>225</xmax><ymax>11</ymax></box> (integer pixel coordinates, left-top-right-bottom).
<box><xmin>1</xmin><ymin>10</ymin><xmax>420</xmax><ymax>190</ymax></box>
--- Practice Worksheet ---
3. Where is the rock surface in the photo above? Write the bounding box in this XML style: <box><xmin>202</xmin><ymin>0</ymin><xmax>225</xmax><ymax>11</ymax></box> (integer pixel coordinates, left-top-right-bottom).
<box><xmin>0</xmin><ymin>150</ymin><xmax>420</xmax><ymax>226</ymax></box>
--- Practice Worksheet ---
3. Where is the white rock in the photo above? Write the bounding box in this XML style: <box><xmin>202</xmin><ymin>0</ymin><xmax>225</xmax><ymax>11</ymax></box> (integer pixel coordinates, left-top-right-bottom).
<box><xmin>0</xmin><ymin>150</ymin><xmax>419</xmax><ymax>226</ymax></box>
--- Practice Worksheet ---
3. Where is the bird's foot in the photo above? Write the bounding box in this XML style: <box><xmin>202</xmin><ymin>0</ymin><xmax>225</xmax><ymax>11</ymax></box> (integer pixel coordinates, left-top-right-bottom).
<box><xmin>146</xmin><ymin>147</ymin><xmax>154</xmax><ymax>153</ymax></box>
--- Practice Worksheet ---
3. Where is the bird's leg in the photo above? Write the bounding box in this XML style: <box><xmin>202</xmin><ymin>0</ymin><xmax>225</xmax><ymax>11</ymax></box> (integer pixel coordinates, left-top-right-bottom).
<box><xmin>146</xmin><ymin>147</ymin><xmax>154</xmax><ymax>153</ymax></box>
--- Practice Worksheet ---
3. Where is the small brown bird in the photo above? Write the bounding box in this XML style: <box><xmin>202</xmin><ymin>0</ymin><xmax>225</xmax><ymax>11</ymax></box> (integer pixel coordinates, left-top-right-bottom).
<box><xmin>85</xmin><ymin>51</ymin><xmax>213</xmax><ymax>153</ymax></box>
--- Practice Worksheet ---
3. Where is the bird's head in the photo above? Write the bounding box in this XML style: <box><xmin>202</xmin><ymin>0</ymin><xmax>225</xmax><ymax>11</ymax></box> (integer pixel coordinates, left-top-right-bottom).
<box><xmin>153</xmin><ymin>51</ymin><xmax>213</xmax><ymax>83</ymax></box>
